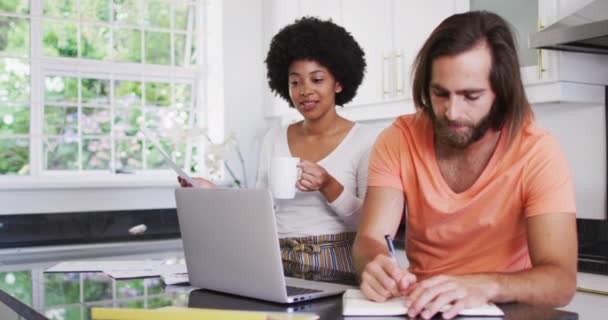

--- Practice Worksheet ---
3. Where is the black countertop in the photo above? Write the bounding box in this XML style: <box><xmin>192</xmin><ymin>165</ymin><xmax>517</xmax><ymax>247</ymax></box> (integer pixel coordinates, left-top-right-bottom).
<box><xmin>0</xmin><ymin>247</ymin><xmax>579</xmax><ymax>320</ymax></box>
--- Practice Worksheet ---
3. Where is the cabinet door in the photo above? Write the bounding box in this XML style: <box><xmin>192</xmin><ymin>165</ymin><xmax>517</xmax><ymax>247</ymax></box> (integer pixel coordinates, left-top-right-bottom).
<box><xmin>469</xmin><ymin>0</ymin><xmax>548</xmax><ymax>83</ymax></box>
<box><xmin>393</xmin><ymin>0</ymin><xmax>459</xmax><ymax>99</ymax></box>
<box><xmin>342</xmin><ymin>0</ymin><xmax>392</xmax><ymax>107</ymax></box>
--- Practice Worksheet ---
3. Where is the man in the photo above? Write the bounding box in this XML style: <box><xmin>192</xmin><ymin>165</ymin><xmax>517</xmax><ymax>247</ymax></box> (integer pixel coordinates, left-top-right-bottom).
<box><xmin>353</xmin><ymin>11</ymin><xmax>577</xmax><ymax>320</ymax></box>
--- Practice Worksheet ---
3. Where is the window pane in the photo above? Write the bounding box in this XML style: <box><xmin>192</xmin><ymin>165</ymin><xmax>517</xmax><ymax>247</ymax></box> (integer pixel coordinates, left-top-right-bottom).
<box><xmin>114</xmin><ymin>107</ymin><xmax>141</xmax><ymax>137</ymax></box>
<box><xmin>43</xmin><ymin>137</ymin><xmax>79</xmax><ymax>170</ymax></box>
<box><xmin>0</xmin><ymin>271</ymin><xmax>32</xmax><ymax>306</ymax></box>
<box><xmin>173</xmin><ymin>33</ymin><xmax>186</xmax><ymax>67</ymax></box>
<box><xmin>0</xmin><ymin>16</ymin><xmax>29</xmax><ymax>57</ymax></box>
<box><xmin>174</xmin><ymin>83</ymin><xmax>191</xmax><ymax>109</ymax></box>
<box><xmin>145</xmin><ymin>0</ymin><xmax>170</xmax><ymax>28</ymax></box>
<box><xmin>82</xmin><ymin>107</ymin><xmax>110</xmax><ymax>135</ymax></box>
<box><xmin>0</xmin><ymin>58</ymin><xmax>29</xmax><ymax>102</ymax></box>
<box><xmin>114</xmin><ymin>80</ymin><xmax>141</xmax><ymax>107</ymax></box>
<box><xmin>115</xmin><ymin>138</ymin><xmax>142</xmax><ymax>170</ymax></box>
<box><xmin>174</xmin><ymin>3</ymin><xmax>195</xmax><ymax>31</ymax></box>
<box><xmin>145</xmin><ymin>82</ymin><xmax>170</xmax><ymax>108</ymax></box>
<box><xmin>145</xmin><ymin>277</ymin><xmax>163</xmax><ymax>294</ymax></box>
<box><xmin>81</xmin><ymin>25</ymin><xmax>111</xmax><ymax>60</ymax></box>
<box><xmin>81</xmin><ymin>0</ymin><xmax>111</xmax><ymax>22</ymax></box>
<box><xmin>174</xmin><ymin>33</ymin><xmax>196</xmax><ymax>67</ymax></box>
<box><xmin>0</xmin><ymin>105</ymin><xmax>29</xmax><ymax>134</ymax></box>
<box><xmin>144</xmin><ymin>31</ymin><xmax>170</xmax><ymax>65</ymax></box>
<box><xmin>147</xmin><ymin>297</ymin><xmax>174</xmax><ymax>308</ymax></box>
<box><xmin>113</xmin><ymin>28</ymin><xmax>141</xmax><ymax>62</ymax></box>
<box><xmin>83</xmin><ymin>273</ymin><xmax>112</xmax><ymax>302</ymax></box>
<box><xmin>0</xmin><ymin>0</ymin><xmax>29</xmax><ymax>14</ymax></box>
<box><xmin>44</xmin><ymin>306</ymin><xmax>82</xmax><ymax>320</ymax></box>
<box><xmin>44</xmin><ymin>106</ymin><xmax>78</xmax><ymax>135</ymax></box>
<box><xmin>82</xmin><ymin>78</ymin><xmax>110</xmax><ymax>105</ymax></box>
<box><xmin>144</xmin><ymin>107</ymin><xmax>189</xmax><ymax>134</ymax></box>
<box><xmin>113</xmin><ymin>0</ymin><xmax>141</xmax><ymax>26</ymax></box>
<box><xmin>83</xmin><ymin>138</ymin><xmax>110</xmax><ymax>170</ymax></box>
<box><xmin>118</xmin><ymin>300</ymin><xmax>144</xmax><ymax>308</ymax></box>
<box><xmin>146</xmin><ymin>138</ymin><xmax>185</xmax><ymax>169</ymax></box>
<box><xmin>45</xmin><ymin>76</ymin><xmax>78</xmax><ymax>104</ymax></box>
<box><xmin>43</xmin><ymin>273</ymin><xmax>80</xmax><ymax>306</ymax></box>
<box><xmin>0</xmin><ymin>138</ymin><xmax>29</xmax><ymax>174</ymax></box>
<box><xmin>189</xmin><ymin>33</ymin><xmax>197</xmax><ymax>66</ymax></box>
<box><xmin>43</xmin><ymin>0</ymin><xmax>76</xmax><ymax>19</ymax></box>
<box><xmin>43</xmin><ymin>21</ymin><xmax>78</xmax><ymax>57</ymax></box>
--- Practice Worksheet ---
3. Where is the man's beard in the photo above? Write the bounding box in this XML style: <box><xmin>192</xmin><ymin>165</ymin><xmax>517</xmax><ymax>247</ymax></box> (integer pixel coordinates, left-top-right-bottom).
<box><xmin>430</xmin><ymin>108</ymin><xmax>493</xmax><ymax>149</ymax></box>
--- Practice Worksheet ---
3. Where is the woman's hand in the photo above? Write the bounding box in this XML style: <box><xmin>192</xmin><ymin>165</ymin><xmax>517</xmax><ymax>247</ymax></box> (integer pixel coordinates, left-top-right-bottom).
<box><xmin>296</xmin><ymin>160</ymin><xmax>343</xmax><ymax>202</ymax></box>
<box><xmin>177</xmin><ymin>176</ymin><xmax>216</xmax><ymax>188</ymax></box>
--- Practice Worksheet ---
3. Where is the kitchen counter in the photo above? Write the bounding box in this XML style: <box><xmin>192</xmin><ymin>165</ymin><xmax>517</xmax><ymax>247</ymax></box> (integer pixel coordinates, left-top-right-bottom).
<box><xmin>0</xmin><ymin>241</ymin><xmax>582</xmax><ymax>320</ymax></box>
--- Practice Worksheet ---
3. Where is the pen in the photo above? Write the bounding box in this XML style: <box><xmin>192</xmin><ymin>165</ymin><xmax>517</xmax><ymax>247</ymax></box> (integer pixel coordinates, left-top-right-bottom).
<box><xmin>385</xmin><ymin>234</ymin><xmax>397</xmax><ymax>259</ymax></box>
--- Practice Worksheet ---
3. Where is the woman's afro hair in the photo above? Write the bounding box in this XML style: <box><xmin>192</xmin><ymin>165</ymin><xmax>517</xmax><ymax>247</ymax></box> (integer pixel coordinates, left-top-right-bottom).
<box><xmin>265</xmin><ymin>16</ymin><xmax>366</xmax><ymax>107</ymax></box>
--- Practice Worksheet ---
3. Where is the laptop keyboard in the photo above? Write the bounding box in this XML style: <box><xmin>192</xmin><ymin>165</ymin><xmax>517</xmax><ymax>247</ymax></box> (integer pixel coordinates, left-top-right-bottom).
<box><xmin>286</xmin><ymin>285</ymin><xmax>323</xmax><ymax>296</ymax></box>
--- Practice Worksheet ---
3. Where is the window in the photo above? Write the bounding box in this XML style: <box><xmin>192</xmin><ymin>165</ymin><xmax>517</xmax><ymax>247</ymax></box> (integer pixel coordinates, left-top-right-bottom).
<box><xmin>0</xmin><ymin>0</ymin><xmax>204</xmax><ymax>180</ymax></box>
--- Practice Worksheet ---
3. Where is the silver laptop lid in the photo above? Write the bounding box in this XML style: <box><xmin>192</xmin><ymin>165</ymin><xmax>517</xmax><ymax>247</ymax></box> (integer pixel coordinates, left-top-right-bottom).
<box><xmin>175</xmin><ymin>188</ymin><xmax>288</xmax><ymax>302</ymax></box>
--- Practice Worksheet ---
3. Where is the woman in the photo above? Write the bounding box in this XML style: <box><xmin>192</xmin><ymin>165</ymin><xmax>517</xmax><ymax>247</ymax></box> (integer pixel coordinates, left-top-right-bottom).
<box><xmin>181</xmin><ymin>17</ymin><xmax>376</xmax><ymax>273</ymax></box>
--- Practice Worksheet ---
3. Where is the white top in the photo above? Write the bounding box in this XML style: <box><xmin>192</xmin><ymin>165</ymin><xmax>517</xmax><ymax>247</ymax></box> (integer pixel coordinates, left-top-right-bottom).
<box><xmin>256</xmin><ymin>123</ymin><xmax>379</xmax><ymax>238</ymax></box>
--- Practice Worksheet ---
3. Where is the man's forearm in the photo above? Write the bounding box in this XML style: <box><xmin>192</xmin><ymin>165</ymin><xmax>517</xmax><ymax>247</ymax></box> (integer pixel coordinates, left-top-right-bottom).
<box><xmin>486</xmin><ymin>263</ymin><xmax>576</xmax><ymax>307</ymax></box>
<box><xmin>353</xmin><ymin>235</ymin><xmax>391</xmax><ymax>277</ymax></box>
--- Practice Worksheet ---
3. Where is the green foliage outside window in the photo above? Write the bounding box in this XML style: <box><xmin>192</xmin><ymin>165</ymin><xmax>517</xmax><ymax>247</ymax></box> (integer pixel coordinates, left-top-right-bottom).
<box><xmin>0</xmin><ymin>0</ymin><xmax>28</xmax><ymax>14</ymax></box>
<box><xmin>0</xmin><ymin>0</ymin><xmax>199</xmax><ymax>175</ymax></box>
<box><xmin>0</xmin><ymin>271</ymin><xmax>32</xmax><ymax>306</ymax></box>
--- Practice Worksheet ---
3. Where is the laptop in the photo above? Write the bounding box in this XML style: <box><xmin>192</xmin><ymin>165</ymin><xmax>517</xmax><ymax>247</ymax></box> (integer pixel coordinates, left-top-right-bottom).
<box><xmin>175</xmin><ymin>188</ymin><xmax>356</xmax><ymax>304</ymax></box>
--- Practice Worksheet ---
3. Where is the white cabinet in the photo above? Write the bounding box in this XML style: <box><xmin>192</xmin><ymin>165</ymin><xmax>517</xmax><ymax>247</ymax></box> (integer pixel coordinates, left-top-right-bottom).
<box><xmin>341</xmin><ymin>0</ymin><xmax>392</xmax><ymax>106</ymax></box>
<box><xmin>472</xmin><ymin>0</ymin><xmax>608</xmax><ymax>105</ymax></box>
<box><xmin>263</xmin><ymin>0</ymin><xmax>468</xmax><ymax>122</ymax></box>
<box><xmin>343</xmin><ymin>0</ymin><xmax>466</xmax><ymax>106</ymax></box>
<box><xmin>392</xmin><ymin>1</ymin><xmax>467</xmax><ymax>100</ymax></box>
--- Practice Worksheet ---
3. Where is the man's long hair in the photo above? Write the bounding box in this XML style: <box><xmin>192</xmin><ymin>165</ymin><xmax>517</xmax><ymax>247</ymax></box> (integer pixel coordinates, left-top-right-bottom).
<box><xmin>412</xmin><ymin>11</ymin><xmax>534</xmax><ymax>146</ymax></box>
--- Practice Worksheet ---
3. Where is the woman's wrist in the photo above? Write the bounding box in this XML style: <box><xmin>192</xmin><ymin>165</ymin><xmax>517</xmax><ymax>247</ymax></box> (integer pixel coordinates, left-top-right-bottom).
<box><xmin>320</xmin><ymin>176</ymin><xmax>344</xmax><ymax>203</ymax></box>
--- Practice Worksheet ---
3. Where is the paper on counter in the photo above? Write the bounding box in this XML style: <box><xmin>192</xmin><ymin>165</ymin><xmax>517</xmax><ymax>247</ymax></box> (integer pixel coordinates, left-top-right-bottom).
<box><xmin>107</xmin><ymin>263</ymin><xmax>188</xmax><ymax>281</ymax></box>
<box><xmin>46</xmin><ymin>260</ymin><xmax>164</xmax><ymax>273</ymax></box>
<box><xmin>46</xmin><ymin>260</ymin><xmax>189</xmax><ymax>281</ymax></box>
<box><xmin>105</xmin><ymin>269</ymin><xmax>162</xmax><ymax>279</ymax></box>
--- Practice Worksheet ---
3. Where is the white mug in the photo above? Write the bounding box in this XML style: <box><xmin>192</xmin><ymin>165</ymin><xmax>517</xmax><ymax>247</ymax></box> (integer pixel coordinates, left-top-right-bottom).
<box><xmin>269</xmin><ymin>157</ymin><xmax>300</xmax><ymax>199</ymax></box>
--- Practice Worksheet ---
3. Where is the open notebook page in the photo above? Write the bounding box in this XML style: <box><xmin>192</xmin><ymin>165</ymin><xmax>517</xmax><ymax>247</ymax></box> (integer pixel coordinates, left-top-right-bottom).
<box><xmin>342</xmin><ymin>289</ymin><xmax>504</xmax><ymax>317</ymax></box>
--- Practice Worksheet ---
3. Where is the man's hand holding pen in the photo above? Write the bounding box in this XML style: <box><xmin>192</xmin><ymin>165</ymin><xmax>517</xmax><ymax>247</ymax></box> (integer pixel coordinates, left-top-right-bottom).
<box><xmin>359</xmin><ymin>234</ymin><xmax>417</xmax><ymax>302</ymax></box>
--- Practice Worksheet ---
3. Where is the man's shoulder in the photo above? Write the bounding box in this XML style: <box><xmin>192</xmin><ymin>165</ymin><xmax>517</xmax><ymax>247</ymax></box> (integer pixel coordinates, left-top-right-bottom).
<box><xmin>506</xmin><ymin>122</ymin><xmax>565</xmax><ymax>166</ymax></box>
<box><xmin>518</xmin><ymin>122</ymin><xmax>562</xmax><ymax>152</ymax></box>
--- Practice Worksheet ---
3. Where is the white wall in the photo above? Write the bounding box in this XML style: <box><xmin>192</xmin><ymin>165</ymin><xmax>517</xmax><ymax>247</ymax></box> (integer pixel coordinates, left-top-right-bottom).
<box><xmin>534</xmin><ymin>103</ymin><xmax>607</xmax><ymax>220</ymax></box>
<box><xmin>221</xmin><ymin>0</ymin><xmax>272</xmax><ymax>188</ymax></box>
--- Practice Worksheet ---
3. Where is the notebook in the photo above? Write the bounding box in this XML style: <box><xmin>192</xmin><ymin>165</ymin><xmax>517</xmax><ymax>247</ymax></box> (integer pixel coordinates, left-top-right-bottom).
<box><xmin>342</xmin><ymin>289</ymin><xmax>504</xmax><ymax>317</ymax></box>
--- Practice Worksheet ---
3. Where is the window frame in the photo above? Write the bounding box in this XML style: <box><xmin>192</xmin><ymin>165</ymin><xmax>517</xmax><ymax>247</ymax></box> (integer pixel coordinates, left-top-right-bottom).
<box><xmin>0</xmin><ymin>0</ymin><xmax>209</xmax><ymax>189</ymax></box>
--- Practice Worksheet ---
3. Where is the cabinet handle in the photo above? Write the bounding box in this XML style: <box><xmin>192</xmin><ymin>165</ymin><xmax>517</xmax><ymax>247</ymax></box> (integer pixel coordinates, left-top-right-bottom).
<box><xmin>537</xmin><ymin>18</ymin><xmax>546</xmax><ymax>80</ymax></box>
<box><xmin>382</xmin><ymin>52</ymin><xmax>391</xmax><ymax>96</ymax></box>
<box><xmin>394</xmin><ymin>49</ymin><xmax>404</xmax><ymax>95</ymax></box>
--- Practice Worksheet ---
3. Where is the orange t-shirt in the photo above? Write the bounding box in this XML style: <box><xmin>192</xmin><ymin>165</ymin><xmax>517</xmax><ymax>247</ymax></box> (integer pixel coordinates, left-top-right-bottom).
<box><xmin>368</xmin><ymin>113</ymin><xmax>576</xmax><ymax>279</ymax></box>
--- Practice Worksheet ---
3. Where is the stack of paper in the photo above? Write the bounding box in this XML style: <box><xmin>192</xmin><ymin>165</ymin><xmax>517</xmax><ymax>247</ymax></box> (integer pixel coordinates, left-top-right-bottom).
<box><xmin>342</xmin><ymin>289</ymin><xmax>504</xmax><ymax>317</ymax></box>
<box><xmin>92</xmin><ymin>306</ymin><xmax>319</xmax><ymax>320</ymax></box>
<box><xmin>45</xmin><ymin>260</ymin><xmax>188</xmax><ymax>284</ymax></box>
